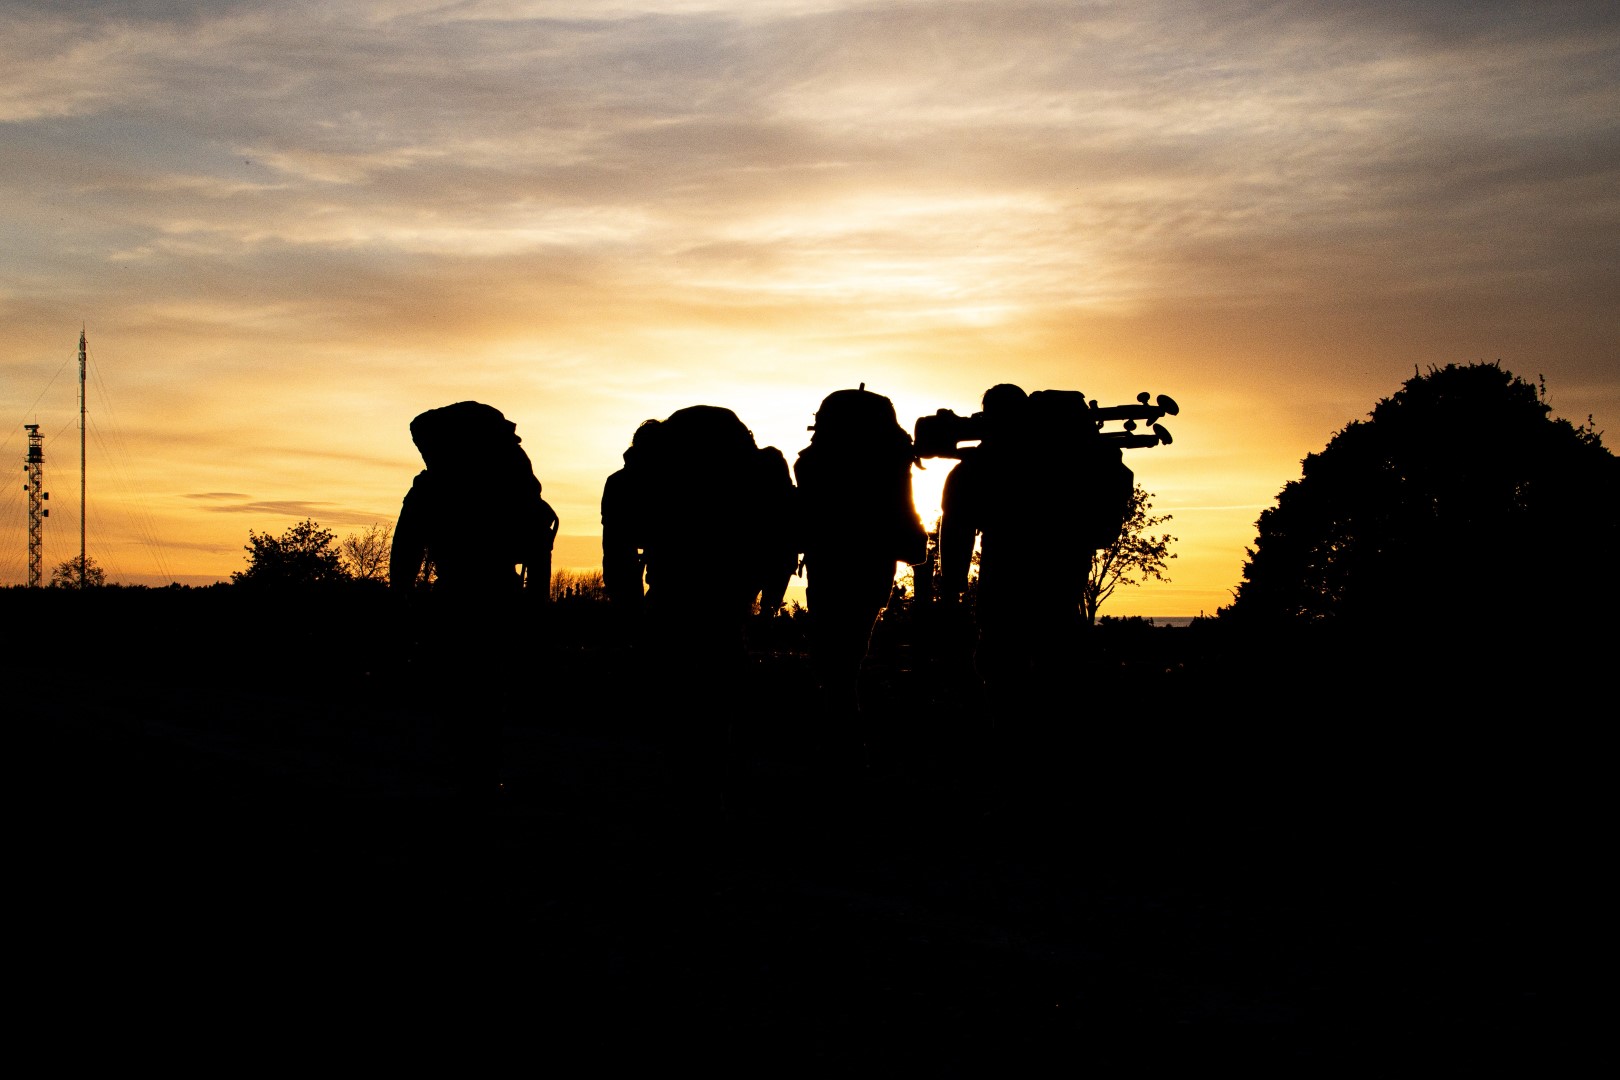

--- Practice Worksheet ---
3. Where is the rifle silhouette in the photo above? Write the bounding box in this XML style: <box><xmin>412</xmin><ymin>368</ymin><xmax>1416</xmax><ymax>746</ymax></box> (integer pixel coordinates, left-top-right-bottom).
<box><xmin>1092</xmin><ymin>392</ymin><xmax>1179</xmax><ymax>448</ymax></box>
<box><xmin>913</xmin><ymin>392</ymin><xmax>1179</xmax><ymax>459</ymax></box>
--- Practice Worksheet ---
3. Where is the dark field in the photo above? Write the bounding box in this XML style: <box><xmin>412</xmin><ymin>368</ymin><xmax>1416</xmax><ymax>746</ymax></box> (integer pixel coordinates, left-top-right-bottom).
<box><xmin>19</xmin><ymin>589</ymin><xmax>1594</xmax><ymax>1068</ymax></box>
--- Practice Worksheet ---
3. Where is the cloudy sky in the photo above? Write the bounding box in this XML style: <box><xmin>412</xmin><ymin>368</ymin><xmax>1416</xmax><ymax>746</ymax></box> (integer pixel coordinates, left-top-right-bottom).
<box><xmin>3</xmin><ymin>0</ymin><xmax>1616</xmax><ymax>614</ymax></box>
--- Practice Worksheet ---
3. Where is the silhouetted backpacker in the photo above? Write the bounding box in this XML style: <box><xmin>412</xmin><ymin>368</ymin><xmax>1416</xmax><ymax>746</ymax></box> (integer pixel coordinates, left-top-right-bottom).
<box><xmin>602</xmin><ymin>405</ymin><xmax>797</xmax><ymax>812</ymax></box>
<box><xmin>939</xmin><ymin>385</ymin><xmax>1132</xmax><ymax>708</ymax></box>
<box><xmin>391</xmin><ymin>401</ymin><xmax>559</xmax><ymax>597</ymax></box>
<box><xmin>794</xmin><ymin>386</ymin><xmax>928</xmax><ymax>724</ymax></box>
<box><xmin>389</xmin><ymin>401</ymin><xmax>558</xmax><ymax>804</ymax></box>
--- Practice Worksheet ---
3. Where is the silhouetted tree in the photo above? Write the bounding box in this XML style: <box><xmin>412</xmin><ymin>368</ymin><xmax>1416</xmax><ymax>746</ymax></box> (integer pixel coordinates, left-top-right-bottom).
<box><xmin>1082</xmin><ymin>486</ymin><xmax>1175</xmax><ymax>624</ymax></box>
<box><xmin>339</xmin><ymin>523</ymin><xmax>392</xmax><ymax>582</ymax></box>
<box><xmin>49</xmin><ymin>554</ymin><xmax>107</xmax><ymax>589</ymax></box>
<box><xmin>1223</xmin><ymin>363</ymin><xmax>1617</xmax><ymax>626</ymax></box>
<box><xmin>232</xmin><ymin>519</ymin><xmax>347</xmax><ymax>589</ymax></box>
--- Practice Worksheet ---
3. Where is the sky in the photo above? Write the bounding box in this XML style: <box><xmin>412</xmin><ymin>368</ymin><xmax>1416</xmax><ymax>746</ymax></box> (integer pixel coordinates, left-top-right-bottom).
<box><xmin>2</xmin><ymin>0</ymin><xmax>1616</xmax><ymax>615</ymax></box>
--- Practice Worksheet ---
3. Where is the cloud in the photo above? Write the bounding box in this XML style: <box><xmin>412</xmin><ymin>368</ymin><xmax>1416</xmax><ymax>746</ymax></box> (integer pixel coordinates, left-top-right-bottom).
<box><xmin>10</xmin><ymin>0</ymin><xmax>1613</xmax><ymax>308</ymax></box>
<box><xmin>188</xmin><ymin>495</ymin><xmax>391</xmax><ymax>527</ymax></box>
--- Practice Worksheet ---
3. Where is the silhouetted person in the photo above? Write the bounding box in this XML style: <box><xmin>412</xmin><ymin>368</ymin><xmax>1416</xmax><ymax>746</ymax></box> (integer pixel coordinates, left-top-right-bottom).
<box><xmin>600</xmin><ymin>405</ymin><xmax>796</xmax><ymax>809</ymax></box>
<box><xmin>938</xmin><ymin>385</ymin><xmax>1130</xmax><ymax>732</ymax></box>
<box><xmin>391</xmin><ymin>401</ymin><xmax>559</xmax><ymax>804</ymax></box>
<box><xmin>793</xmin><ymin>387</ymin><xmax>928</xmax><ymax>761</ymax></box>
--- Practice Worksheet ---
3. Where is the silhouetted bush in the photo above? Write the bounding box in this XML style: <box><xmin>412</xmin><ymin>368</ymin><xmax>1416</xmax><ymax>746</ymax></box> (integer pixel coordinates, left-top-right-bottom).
<box><xmin>231</xmin><ymin>519</ymin><xmax>347</xmax><ymax>590</ymax></box>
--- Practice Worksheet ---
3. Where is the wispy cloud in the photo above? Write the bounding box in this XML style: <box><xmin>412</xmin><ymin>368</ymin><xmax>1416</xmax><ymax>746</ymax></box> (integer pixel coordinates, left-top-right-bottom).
<box><xmin>188</xmin><ymin>495</ymin><xmax>389</xmax><ymax>526</ymax></box>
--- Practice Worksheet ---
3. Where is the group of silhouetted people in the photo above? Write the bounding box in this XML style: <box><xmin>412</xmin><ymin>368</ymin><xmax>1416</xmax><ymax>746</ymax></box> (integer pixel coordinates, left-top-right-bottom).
<box><xmin>388</xmin><ymin>386</ymin><xmax>1134</xmax><ymax>797</ymax></box>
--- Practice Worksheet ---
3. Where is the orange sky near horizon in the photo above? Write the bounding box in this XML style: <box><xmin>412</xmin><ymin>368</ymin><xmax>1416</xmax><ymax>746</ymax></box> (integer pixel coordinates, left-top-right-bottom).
<box><xmin>3</xmin><ymin>1</ymin><xmax>1616</xmax><ymax>617</ymax></box>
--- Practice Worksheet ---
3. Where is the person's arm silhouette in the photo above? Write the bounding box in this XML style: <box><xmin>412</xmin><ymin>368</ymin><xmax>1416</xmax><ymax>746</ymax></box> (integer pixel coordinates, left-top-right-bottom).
<box><xmin>939</xmin><ymin>456</ymin><xmax>978</xmax><ymax>602</ymax></box>
<box><xmin>391</xmin><ymin>473</ymin><xmax>431</xmax><ymax>592</ymax></box>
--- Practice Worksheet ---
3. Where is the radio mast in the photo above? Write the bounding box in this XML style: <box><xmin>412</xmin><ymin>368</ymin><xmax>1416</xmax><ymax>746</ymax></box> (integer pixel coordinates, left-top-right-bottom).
<box><xmin>78</xmin><ymin>328</ymin><xmax>87</xmax><ymax>586</ymax></box>
<box><xmin>24</xmin><ymin>424</ymin><xmax>48</xmax><ymax>587</ymax></box>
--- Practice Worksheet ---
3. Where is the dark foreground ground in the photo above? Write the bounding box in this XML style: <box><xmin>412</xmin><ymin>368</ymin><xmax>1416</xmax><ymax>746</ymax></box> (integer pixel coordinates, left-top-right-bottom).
<box><xmin>18</xmin><ymin>590</ymin><xmax>1600</xmax><ymax>1068</ymax></box>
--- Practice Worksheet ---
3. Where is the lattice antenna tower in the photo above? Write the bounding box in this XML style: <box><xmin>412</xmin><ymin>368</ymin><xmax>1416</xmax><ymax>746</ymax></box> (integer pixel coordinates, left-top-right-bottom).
<box><xmin>24</xmin><ymin>424</ymin><xmax>48</xmax><ymax>587</ymax></box>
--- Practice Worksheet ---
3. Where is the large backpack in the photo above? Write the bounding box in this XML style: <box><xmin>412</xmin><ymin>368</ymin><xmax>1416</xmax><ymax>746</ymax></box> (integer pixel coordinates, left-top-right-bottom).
<box><xmin>628</xmin><ymin>405</ymin><xmax>796</xmax><ymax>610</ymax></box>
<box><xmin>794</xmin><ymin>386</ymin><xmax>929</xmax><ymax>567</ymax></box>
<box><xmin>1024</xmin><ymin>389</ymin><xmax>1134</xmax><ymax>551</ymax></box>
<box><xmin>395</xmin><ymin>401</ymin><xmax>558</xmax><ymax>592</ymax></box>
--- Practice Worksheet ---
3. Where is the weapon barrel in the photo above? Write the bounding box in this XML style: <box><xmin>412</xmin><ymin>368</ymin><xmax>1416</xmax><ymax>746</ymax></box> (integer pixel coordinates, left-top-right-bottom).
<box><xmin>1102</xmin><ymin>432</ymin><xmax>1167</xmax><ymax>448</ymax></box>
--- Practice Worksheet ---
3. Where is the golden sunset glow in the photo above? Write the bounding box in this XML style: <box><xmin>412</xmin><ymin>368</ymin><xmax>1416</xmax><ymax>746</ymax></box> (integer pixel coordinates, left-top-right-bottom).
<box><xmin>4</xmin><ymin>1</ymin><xmax>1616</xmax><ymax>617</ymax></box>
